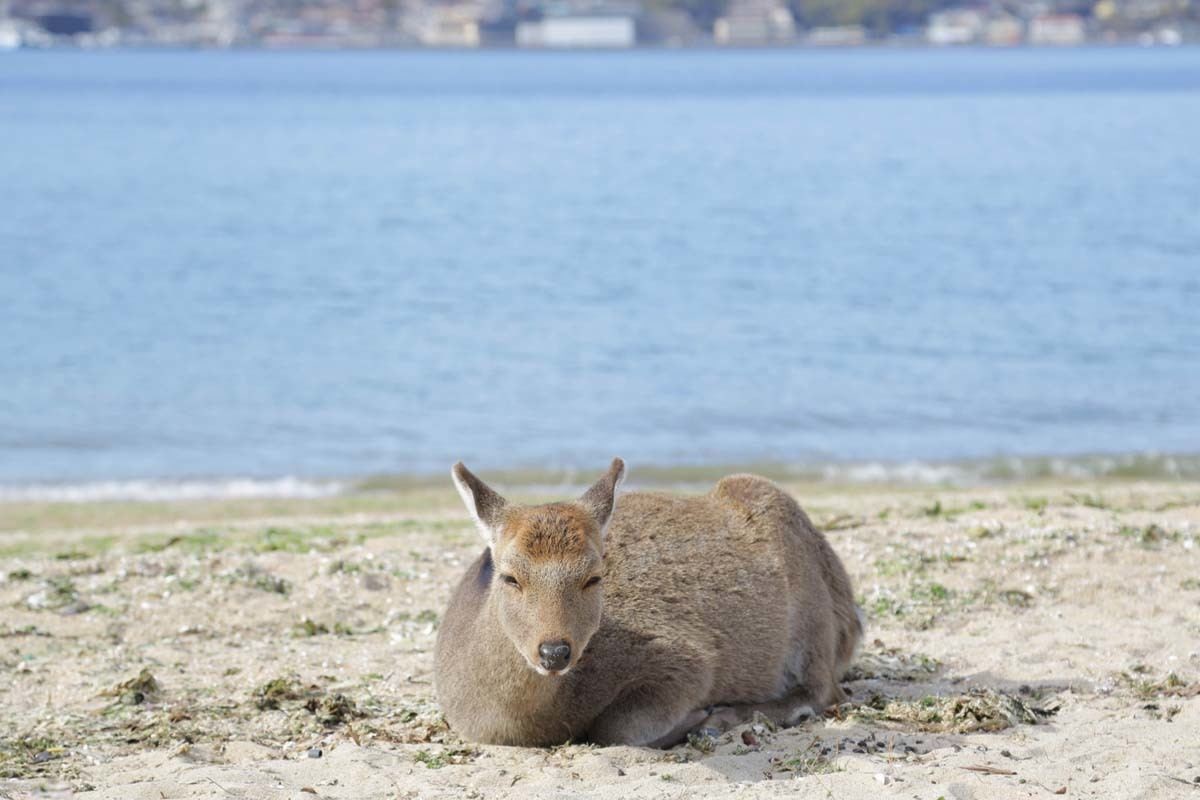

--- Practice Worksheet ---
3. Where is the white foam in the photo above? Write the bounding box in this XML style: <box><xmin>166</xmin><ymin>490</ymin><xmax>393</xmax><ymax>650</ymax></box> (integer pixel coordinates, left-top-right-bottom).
<box><xmin>820</xmin><ymin>461</ymin><xmax>969</xmax><ymax>485</ymax></box>
<box><xmin>0</xmin><ymin>477</ymin><xmax>347</xmax><ymax>504</ymax></box>
<box><xmin>1</xmin><ymin>452</ymin><xmax>1194</xmax><ymax>503</ymax></box>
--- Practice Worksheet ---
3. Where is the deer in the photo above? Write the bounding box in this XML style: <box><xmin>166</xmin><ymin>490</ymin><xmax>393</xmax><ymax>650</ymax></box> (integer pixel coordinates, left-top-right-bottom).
<box><xmin>434</xmin><ymin>458</ymin><xmax>862</xmax><ymax>747</ymax></box>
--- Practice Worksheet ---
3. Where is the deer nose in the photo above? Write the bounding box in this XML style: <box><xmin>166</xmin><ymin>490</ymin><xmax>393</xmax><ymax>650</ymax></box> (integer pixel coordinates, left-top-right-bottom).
<box><xmin>538</xmin><ymin>640</ymin><xmax>571</xmax><ymax>672</ymax></box>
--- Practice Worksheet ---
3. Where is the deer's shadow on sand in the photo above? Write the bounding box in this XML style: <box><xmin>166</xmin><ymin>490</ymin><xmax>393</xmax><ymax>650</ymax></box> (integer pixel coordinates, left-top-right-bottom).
<box><xmin>659</xmin><ymin>649</ymin><xmax>1071</xmax><ymax>785</ymax></box>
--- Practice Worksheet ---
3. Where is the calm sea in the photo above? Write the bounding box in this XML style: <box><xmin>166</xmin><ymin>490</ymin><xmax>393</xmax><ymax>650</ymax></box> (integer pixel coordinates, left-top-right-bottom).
<box><xmin>2</xmin><ymin>47</ymin><xmax>1199</xmax><ymax>494</ymax></box>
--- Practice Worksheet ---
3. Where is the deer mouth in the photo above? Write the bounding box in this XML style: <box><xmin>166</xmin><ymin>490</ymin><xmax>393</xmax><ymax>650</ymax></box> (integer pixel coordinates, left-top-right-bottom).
<box><xmin>523</xmin><ymin>653</ymin><xmax>572</xmax><ymax>677</ymax></box>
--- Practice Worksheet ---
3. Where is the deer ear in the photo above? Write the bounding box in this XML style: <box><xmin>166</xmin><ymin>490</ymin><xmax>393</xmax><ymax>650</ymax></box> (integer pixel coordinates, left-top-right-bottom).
<box><xmin>579</xmin><ymin>458</ymin><xmax>625</xmax><ymax>540</ymax></box>
<box><xmin>451</xmin><ymin>462</ymin><xmax>507</xmax><ymax>548</ymax></box>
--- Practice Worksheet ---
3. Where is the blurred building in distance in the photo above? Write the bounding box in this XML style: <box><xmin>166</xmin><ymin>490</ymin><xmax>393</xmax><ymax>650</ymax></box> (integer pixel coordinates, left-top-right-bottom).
<box><xmin>925</xmin><ymin>7</ymin><xmax>985</xmax><ymax>44</ymax></box>
<box><xmin>984</xmin><ymin>12</ymin><xmax>1023</xmax><ymax>45</ymax></box>
<box><xmin>925</xmin><ymin>7</ymin><xmax>1026</xmax><ymax>46</ymax></box>
<box><xmin>805</xmin><ymin>25</ymin><xmax>866</xmax><ymax>46</ymax></box>
<box><xmin>713</xmin><ymin>0</ymin><xmax>794</xmax><ymax>45</ymax></box>
<box><xmin>516</xmin><ymin>3</ymin><xmax>637</xmax><ymax>47</ymax></box>
<box><xmin>1029</xmin><ymin>12</ymin><xmax>1087</xmax><ymax>45</ymax></box>
<box><xmin>412</xmin><ymin>2</ymin><xmax>482</xmax><ymax>46</ymax></box>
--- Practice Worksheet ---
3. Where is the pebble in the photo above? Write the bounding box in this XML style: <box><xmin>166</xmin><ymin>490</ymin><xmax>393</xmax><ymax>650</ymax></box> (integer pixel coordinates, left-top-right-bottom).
<box><xmin>307</xmin><ymin>747</ymin><xmax>322</xmax><ymax>759</ymax></box>
<box><xmin>60</xmin><ymin>600</ymin><xmax>91</xmax><ymax>616</ymax></box>
<box><xmin>361</xmin><ymin>573</ymin><xmax>389</xmax><ymax>592</ymax></box>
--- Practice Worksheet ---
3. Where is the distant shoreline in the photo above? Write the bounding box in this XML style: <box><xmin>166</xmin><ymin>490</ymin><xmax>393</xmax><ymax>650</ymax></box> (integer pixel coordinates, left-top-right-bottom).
<box><xmin>6</xmin><ymin>42</ymin><xmax>1200</xmax><ymax>53</ymax></box>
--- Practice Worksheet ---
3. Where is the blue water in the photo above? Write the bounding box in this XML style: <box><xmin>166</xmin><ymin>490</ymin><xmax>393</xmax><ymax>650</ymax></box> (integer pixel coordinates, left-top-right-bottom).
<box><xmin>2</xmin><ymin>48</ymin><xmax>1200</xmax><ymax>485</ymax></box>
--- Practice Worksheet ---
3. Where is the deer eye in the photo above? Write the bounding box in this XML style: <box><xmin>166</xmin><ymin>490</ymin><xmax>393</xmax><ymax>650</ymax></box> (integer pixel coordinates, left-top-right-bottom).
<box><xmin>500</xmin><ymin>574</ymin><xmax>521</xmax><ymax>589</ymax></box>
<box><xmin>583</xmin><ymin>575</ymin><xmax>602</xmax><ymax>589</ymax></box>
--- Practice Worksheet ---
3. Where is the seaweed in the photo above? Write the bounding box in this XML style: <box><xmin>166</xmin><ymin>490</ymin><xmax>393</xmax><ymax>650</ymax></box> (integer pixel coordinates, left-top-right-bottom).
<box><xmin>846</xmin><ymin>646</ymin><xmax>941</xmax><ymax>682</ymax></box>
<box><xmin>105</xmin><ymin>669</ymin><xmax>162</xmax><ymax>706</ymax></box>
<box><xmin>253</xmin><ymin>675</ymin><xmax>363</xmax><ymax>726</ymax></box>
<box><xmin>253</xmin><ymin>675</ymin><xmax>310</xmax><ymax>710</ymax></box>
<box><xmin>412</xmin><ymin>747</ymin><xmax>478</xmax><ymax>769</ymax></box>
<box><xmin>850</xmin><ymin>689</ymin><xmax>1057</xmax><ymax>733</ymax></box>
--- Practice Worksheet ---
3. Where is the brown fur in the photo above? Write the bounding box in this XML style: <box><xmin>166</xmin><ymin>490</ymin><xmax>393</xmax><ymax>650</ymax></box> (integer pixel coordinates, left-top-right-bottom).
<box><xmin>504</xmin><ymin>504</ymin><xmax>597</xmax><ymax>561</ymax></box>
<box><xmin>435</xmin><ymin>459</ymin><xmax>862</xmax><ymax>747</ymax></box>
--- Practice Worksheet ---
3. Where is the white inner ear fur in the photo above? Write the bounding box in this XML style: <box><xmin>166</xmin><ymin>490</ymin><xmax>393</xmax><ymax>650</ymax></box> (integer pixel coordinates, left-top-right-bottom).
<box><xmin>451</xmin><ymin>468</ymin><xmax>497</xmax><ymax>547</ymax></box>
<box><xmin>596</xmin><ymin>464</ymin><xmax>626</xmax><ymax>540</ymax></box>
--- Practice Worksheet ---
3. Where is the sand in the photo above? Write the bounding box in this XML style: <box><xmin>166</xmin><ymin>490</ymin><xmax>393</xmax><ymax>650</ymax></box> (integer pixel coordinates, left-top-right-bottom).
<box><xmin>2</xmin><ymin>479</ymin><xmax>1199</xmax><ymax>799</ymax></box>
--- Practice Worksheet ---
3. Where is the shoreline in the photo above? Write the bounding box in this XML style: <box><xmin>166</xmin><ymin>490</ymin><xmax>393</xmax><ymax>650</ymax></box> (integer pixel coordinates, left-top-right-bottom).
<box><xmin>3</xmin><ymin>451</ymin><xmax>1200</xmax><ymax>506</ymax></box>
<box><xmin>11</xmin><ymin>42</ymin><xmax>1200</xmax><ymax>52</ymax></box>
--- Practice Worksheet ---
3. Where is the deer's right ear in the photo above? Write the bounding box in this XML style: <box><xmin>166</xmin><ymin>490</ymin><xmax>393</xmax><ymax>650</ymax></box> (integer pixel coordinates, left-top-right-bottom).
<box><xmin>451</xmin><ymin>462</ymin><xmax>507</xmax><ymax>548</ymax></box>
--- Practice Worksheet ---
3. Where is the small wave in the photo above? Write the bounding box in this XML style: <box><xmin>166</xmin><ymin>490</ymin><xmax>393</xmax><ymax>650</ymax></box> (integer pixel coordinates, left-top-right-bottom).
<box><xmin>816</xmin><ymin>452</ymin><xmax>1200</xmax><ymax>485</ymax></box>
<box><xmin>0</xmin><ymin>477</ymin><xmax>347</xmax><ymax>504</ymax></box>
<box><xmin>818</xmin><ymin>461</ymin><xmax>972</xmax><ymax>484</ymax></box>
<box><xmin>1</xmin><ymin>452</ymin><xmax>1195</xmax><ymax>503</ymax></box>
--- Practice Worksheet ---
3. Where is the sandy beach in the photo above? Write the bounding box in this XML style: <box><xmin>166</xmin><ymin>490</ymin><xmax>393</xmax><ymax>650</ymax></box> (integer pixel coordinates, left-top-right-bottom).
<box><xmin>2</xmin><ymin>477</ymin><xmax>1198</xmax><ymax>799</ymax></box>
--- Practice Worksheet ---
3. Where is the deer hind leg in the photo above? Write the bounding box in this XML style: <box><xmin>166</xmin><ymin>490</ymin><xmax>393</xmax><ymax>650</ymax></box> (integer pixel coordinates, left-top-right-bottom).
<box><xmin>693</xmin><ymin>685</ymin><xmax>825</xmax><ymax>734</ymax></box>
<box><xmin>591</xmin><ymin>681</ymin><xmax>828</xmax><ymax>749</ymax></box>
<box><xmin>587</xmin><ymin>682</ymin><xmax>710</xmax><ymax>748</ymax></box>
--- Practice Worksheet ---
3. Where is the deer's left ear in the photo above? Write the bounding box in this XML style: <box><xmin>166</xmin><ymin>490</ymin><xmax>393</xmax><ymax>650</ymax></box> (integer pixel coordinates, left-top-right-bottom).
<box><xmin>578</xmin><ymin>458</ymin><xmax>625</xmax><ymax>540</ymax></box>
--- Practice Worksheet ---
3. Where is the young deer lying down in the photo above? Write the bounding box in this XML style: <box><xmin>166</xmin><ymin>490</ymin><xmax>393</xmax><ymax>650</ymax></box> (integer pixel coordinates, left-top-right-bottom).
<box><xmin>435</xmin><ymin>459</ymin><xmax>862</xmax><ymax>747</ymax></box>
